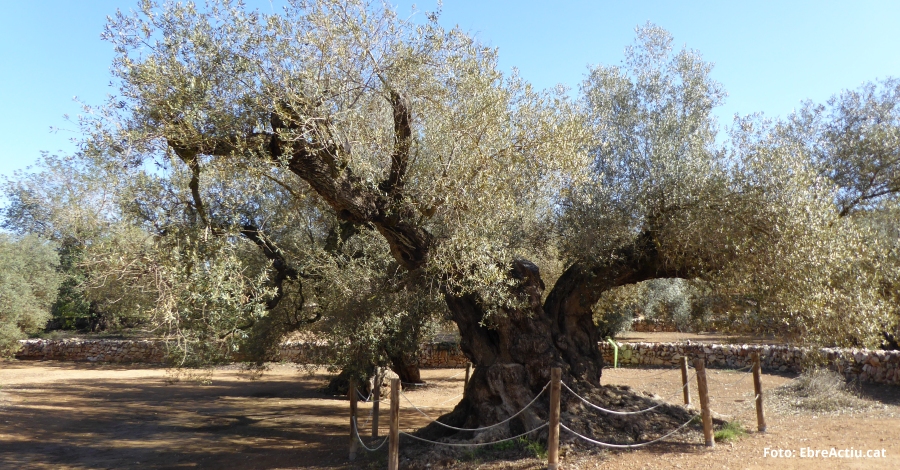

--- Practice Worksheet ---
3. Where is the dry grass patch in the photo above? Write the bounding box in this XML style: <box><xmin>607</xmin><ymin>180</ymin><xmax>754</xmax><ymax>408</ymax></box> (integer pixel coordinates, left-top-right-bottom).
<box><xmin>772</xmin><ymin>367</ymin><xmax>872</xmax><ymax>414</ymax></box>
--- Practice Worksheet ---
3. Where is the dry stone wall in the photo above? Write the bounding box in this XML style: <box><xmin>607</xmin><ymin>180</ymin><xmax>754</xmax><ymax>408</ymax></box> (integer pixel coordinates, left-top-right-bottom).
<box><xmin>273</xmin><ymin>341</ymin><xmax>467</xmax><ymax>367</ymax></box>
<box><xmin>599</xmin><ymin>341</ymin><xmax>900</xmax><ymax>385</ymax></box>
<box><xmin>14</xmin><ymin>339</ymin><xmax>900</xmax><ymax>386</ymax></box>
<box><xmin>16</xmin><ymin>339</ymin><xmax>167</xmax><ymax>363</ymax></box>
<box><xmin>14</xmin><ymin>339</ymin><xmax>468</xmax><ymax>368</ymax></box>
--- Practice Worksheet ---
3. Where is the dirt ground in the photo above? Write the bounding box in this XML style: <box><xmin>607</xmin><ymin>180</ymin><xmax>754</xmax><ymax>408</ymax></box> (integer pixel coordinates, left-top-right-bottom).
<box><xmin>615</xmin><ymin>331</ymin><xmax>784</xmax><ymax>344</ymax></box>
<box><xmin>2</xmin><ymin>349</ymin><xmax>899</xmax><ymax>469</ymax></box>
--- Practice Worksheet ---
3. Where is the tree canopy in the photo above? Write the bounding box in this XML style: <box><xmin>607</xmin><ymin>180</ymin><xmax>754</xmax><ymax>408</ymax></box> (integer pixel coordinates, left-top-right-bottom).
<box><xmin>3</xmin><ymin>0</ymin><xmax>899</xmax><ymax>437</ymax></box>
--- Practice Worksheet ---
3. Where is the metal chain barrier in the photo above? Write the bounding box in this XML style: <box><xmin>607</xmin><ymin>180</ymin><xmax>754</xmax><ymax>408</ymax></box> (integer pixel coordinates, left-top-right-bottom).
<box><xmin>352</xmin><ymin>416</ymin><xmax>389</xmax><ymax>452</ymax></box>
<box><xmin>604</xmin><ymin>363</ymin><xmax>683</xmax><ymax>380</ymax></box>
<box><xmin>707</xmin><ymin>364</ymin><xmax>754</xmax><ymax>388</ymax></box>
<box><xmin>399</xmin><ymin>381</ymin><xmax>549</xmax><ymax>432</ymax></box>
<box><xmin>561</xmin><ymin>373</ymin><xmax>695</xmax><ymax>416</ymax></box>
<box><xmin>559</xmin><ymin>413</ymin><xmax>696</xmax><ymax>449</ymax></box>
<box><xmin>399</xmin><ymin>422</ymin><xmax>549</xmax><ymax>447</ymax></box>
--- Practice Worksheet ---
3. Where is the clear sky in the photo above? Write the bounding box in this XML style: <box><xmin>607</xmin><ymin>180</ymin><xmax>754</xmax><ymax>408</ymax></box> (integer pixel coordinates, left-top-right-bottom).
<box><xmin>2</xmin><ymin>0</ymin><xmax>899</xmax><ymax>181</ymax></box>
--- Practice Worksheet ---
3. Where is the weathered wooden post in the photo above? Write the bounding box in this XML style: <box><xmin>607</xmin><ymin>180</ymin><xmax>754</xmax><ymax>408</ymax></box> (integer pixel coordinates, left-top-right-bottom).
<box><xmin>752</xmin><ymin>352</ymin><xmax>767</xmax><ymax>433</ymax></box>
<box><xmin>681</xmin><ymin>356</ymin><xmax>691</xmax><ymax>406</ymax></box>
<box><xmin>548</xmin><ymin>367</ymin><xmax>561</xmax><ymax>470</ymax></box>
<box><xmin>372</xmin><ymin>369</ymin><xmax>381</xmax><ymax>438</ymax></box>
<box><xmin>464</xmin><ymin>362</ymin><xmax>472</xmax><ymax>388</ymax></box>
<box><xmin>388</xmin><ymin>378</ymin><xmax>400</xmax><ymax>470</ymax></box>
<box><xmin>349</xmin><ymin>378</ymin><xmax>359</xmax><ymax>460</ymax></box>
<box><xmin>694</xmin><ymin>359</ymin><xmax>714</xmax><ymax>447</ymax></box>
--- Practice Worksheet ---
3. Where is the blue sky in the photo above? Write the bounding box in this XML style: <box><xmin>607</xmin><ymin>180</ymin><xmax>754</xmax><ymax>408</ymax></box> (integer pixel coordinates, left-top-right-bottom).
<box><xmin>2</xmin><ymin>0</ymin><xmax>899</xmax><ymax>181</ymax></box>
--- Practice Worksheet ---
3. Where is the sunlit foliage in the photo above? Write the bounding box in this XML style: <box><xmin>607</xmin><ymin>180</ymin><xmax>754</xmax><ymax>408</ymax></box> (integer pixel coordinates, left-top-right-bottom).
<box><xmin>0</xmin><ymin>234</ymin><xmax>61</xmax><ymax>355</ymax></box>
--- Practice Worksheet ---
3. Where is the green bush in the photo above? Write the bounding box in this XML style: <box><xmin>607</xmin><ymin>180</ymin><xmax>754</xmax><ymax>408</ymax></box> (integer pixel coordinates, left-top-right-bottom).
<box><xmin>0</xmin><ymin>234</ymin><xmax>61</xmax><ymax>356</ymax></box>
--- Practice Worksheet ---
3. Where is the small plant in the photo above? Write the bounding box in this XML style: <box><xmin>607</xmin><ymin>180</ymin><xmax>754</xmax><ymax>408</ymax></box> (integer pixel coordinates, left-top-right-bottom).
<box><xmin>520</xmin><ymin>438</ymin><xmax>547</xmax><ymax>460</ymax></box>
<box><xmin>714</xmin><ymin>421</ymin><xmax>745</xmax><ymax>442</ymax></box>
<box><xmin>491</xmin><ymin>439</ymin><xmax>517</xmax><ymax>451</ymax></box>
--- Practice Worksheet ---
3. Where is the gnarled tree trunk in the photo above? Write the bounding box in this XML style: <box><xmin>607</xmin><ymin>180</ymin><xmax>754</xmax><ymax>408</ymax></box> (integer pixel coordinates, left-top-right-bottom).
<box><xmin>428</xmin><ymin>234</ymin><xmax>680</xmax><ymax>439</ymax></box>
<box><xmin>389</xmin><ymin>352</ymin><xmax>424</xmax><ymax>385</ymax></box>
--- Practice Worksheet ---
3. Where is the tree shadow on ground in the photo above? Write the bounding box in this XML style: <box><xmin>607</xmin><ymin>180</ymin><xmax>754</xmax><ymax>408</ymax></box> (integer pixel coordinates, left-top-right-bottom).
<box><xmin>0</xmin><ymin>365</ymin><xmax>351</xmax><ymax>469</ymax></box>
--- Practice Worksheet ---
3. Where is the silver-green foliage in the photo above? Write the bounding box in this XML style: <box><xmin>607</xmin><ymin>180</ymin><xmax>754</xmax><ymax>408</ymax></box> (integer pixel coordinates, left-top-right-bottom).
<box><xmin>5</xmin><ymin>3</ymin><xmax>897</xmax><ymax>370</ymax></box>
<box><xmin>568</xmin><ymin>25</ymin><xmax>894</xmax><ymax>346</ymax></box>
<box><xmin>0</xmin><ymin>234</ymin><xmax>62</xmax><ymax>355</ymax></box>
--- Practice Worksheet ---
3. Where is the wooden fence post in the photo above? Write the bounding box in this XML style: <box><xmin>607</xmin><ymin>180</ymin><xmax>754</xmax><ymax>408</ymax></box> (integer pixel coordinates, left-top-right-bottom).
<box><xmin>349</xmin><ymin>378</ymin><xmax>359</xmax><ymax>461</ymax></box>
<box><xmin>388</xmin><ymin>378</ymin><xmax>400</xmax><ymax>470</ymax></box>
<box><xmin>547</xmin><ymin>367</ymin><xmax>561</xmax><ymax>470</ymax></box>
<box><xmin>681</xmin><ymin>356</ymin><xmax>691</xmax><ymax>406</ymax></box>
<box><xmin>752</xmin><ymin>352</ymin><xmax>767</xmax><ymax>433</ymax></box>
<box><xmin>372</xmin><ymin>369</ymin><xmax>381</xmax><ymax>438</ymax></box>
<box><xmin>694</xmin><ymin>359</ymin><xmax>714</xmax><ymax>448</ymax></box>
<box><xmin>464</xmin><ymin>362</ymin><xmax>472</xmax><ymax>388</ymax></box>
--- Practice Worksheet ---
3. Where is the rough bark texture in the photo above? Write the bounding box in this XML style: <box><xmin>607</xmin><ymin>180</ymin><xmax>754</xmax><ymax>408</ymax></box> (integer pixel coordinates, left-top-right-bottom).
<box><xmin>389</xmin><ymin>352</ymin><xmax>424</xmax><ymax>385</ymax></box>
<box><xmin>434</xmin><ymin>260</ymin><xmax>561</xmax><ymax>439</ymax></box>
<box><xmin>423</xmin><ymin>235</ymin><xmax>679</xmax><ymax>438</ymax></box>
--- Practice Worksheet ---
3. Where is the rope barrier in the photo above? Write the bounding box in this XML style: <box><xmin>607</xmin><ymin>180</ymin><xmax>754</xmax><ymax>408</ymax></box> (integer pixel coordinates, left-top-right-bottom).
<box><xmin>560</xmin><ymin>414</ymin><xmax>696</xmax><ymax>449</ymax></box>
<box><xmin>435</xmin><ymin>393</ymin><xmax>463</xmax><ymax>407</ymax></box>
<box><xmin>561</xmin><ymin>373</ymin><xmax>695</xmax><ymax>416</ymax></box>
<box><xmin>444</xmin><ymin>369</ymin><xmax>467</xmax><ymax>380</ymax></box>
<box><xmin>707</xmin><ymin>365</ymin><xmax>754</xmax><ymax>388</ymax></box>
<box><xmin>709</xmin><ymin>393</ymin><xmax>764</xmax><ymax>421</ymax></box>
<box><xmin>604</xmin><ymin>364</ymin><xmax>682</xmax><ymax>380</ymax></box>
<box><xmin>352</xmin><ymin>417</ymin><xmax>389</xmax><ymax>452</ymax></box>
<box><xmin>399</xmin><ymin>422</ymin><xmax>549</xmax><ymax>448</ymax></box>
<box><xmin>563</xmin><ymin>382</ymin><xmax>662</xmax><ymax>416</ymax></box>
<box><xmin>401</xmin><ymin>393</ymin><xmax>465</xmax><ymax>409</ymax></box>
<box><xmin>399</xmin><ymin>382</ymin><xmax>549</xmax><ymax>432</ymax></box>
<box><xmin>711</xmin><ymin>393</ymin><xmax>762</xmax><ymax>406</ymax></box>
<box><xmin>361</xmin><ymin>398</ymin><xmax>390</xmax><ymax>429</ymax></box>
<box><xmin>401</xmin><ymin>381</ymin><xmax>428</xmax><ymax>387</ymax></box>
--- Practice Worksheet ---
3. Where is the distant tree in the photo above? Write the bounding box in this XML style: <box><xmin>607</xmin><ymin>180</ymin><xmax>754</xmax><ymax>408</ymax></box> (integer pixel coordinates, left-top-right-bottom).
<box><xmin>784</xmin><ymin>78</ymin><xmax>900</xmax><ymax>216</ymax></box>
<box><xmin>780</xmin><ymin>78</ymin><xmax>900</xmax><ymax>347</ymax></box>
<box><xmin>3</xmin><ymin>154</ymin><xmax>141</xmax><ymax>333</ymax></box>
<box><xmin>0</xmin><ymin>234</ymin><xmax>61</xmax><ymax>356</ymax></box>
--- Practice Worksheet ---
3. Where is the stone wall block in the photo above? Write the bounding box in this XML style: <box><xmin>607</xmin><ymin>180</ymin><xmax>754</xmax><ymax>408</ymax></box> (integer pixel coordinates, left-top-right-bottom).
<box><xmin>13</xmin><ymin>338</ymin><xmax>900</xmax><ymax>385</ymax></box>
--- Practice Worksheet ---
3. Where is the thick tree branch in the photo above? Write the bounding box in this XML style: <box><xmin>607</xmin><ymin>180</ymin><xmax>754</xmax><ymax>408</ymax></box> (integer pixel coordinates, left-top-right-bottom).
<box><xmin>239</xmin><ymin>224</ymin><xmax>300</xmax><ymax>311</ymax></box>
<box><xmin>542</xmin><ymin>232</ymin><xmax>683</xmax><ymax>378</ymax></box>
<box><xmin>379</xmin><ymin>90</ymin><xmax>412</xmax><ymax>195</ymax></box>
<box><xmin>270</xmin><ymin>101</ymin><xmax>432</xmax><ymax>270</ymax></box>
<box><xmin>170</xmin><ymin>145</ymin><xmax>209</xmax><ymax>227</ymax></box>
<box><xmin>838</xmin><ymin>184</ymin><xmax>900</xmax><ymax>217</ymax></box>
<box><xmin>166</xmin><ymin>96</ymin><xmax>432</xmax><ymax>271</ymax></box>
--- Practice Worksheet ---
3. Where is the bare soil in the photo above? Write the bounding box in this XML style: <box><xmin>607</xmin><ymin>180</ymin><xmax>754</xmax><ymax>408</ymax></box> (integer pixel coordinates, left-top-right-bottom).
<box><xmin>615</xmin><ymin>331</ymin><xmax>784</xmax><ymax>345</ymax></box>
<box><xmin>2</xmin><ymin>344</ymin><xmax>899</xmax><ymax>469</ymax></box>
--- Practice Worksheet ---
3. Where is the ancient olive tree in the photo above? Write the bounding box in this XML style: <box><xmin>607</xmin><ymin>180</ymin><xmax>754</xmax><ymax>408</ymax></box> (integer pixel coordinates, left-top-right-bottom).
<box><xmin>73</xmin><ymin>0</ymin><xmax>591</xmax><ymax>433</ymax></box>
<box><xmin>96</xmin><ymin>0</ymin><xmax>582</xmax><ymax>399</ymax></box>
<box><xmin>53</xmin><ymin>1</ymin><xmax>888</xmax><ymax>441</ymax></box>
